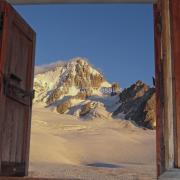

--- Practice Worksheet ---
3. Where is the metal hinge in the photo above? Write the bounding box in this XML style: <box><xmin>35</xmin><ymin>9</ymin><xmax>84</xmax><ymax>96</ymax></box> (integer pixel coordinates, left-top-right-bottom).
<box><xmin>157</xmin><ymin>12</ymin><xmax>162</xmax><ymax>34</ymax></box>
<box><xmin>3</xmin><ymin>74</ymin><xmax>35</xmax><ymax>106</ymax></box>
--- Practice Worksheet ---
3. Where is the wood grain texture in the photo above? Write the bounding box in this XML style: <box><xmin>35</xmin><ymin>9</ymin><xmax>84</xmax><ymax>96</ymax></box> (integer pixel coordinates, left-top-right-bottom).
<box><xmin>154</xmin><ymin>0</ymin><xmax>177</xmax><ymax>176</ymax></box>
<box><xmin>169</xmin><ymin>0</ymin><xmax>180</xmax><ymax>168</ymax></box>
<box><xmin>7</xmin><ymin>0</ymin><xmax>157</xmax><ymax>5</ymax></box>
<box><xmin>154</xmin><ymin>1</ymin><xmax>166</xmax><ymax>176</ymax></box>
<box><xmin>0</xmin><ymin>1</ymin><xmax>7</xmax><ymax>175</ymax></box>
<box><xmin>0</xmin><ymin>1</ymin><xmax>36</xmax><ymax>176</ymax></box>
<box><xmin>0</xmin><ymin>178</ymin><xmax>78</xmax><ymax>180</ymax></box>
<box><xmin>161</xmin><ymin>0</ymin><xmax>175</xmax><ymax>170</ymax></box>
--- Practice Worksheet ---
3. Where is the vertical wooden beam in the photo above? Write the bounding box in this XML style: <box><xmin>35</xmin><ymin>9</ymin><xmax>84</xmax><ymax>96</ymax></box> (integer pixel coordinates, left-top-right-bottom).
<box><xmin>169</xmin><ymin>0</ymin><xmax>180</xmax><ymax>168</ymax></box>
<box><xmin>161</xmin><ymin>0</ymin><xmax>175</xmax><ymax>170</ymax></box>
<box><xmin>155</xmin><ymin>0</ymin><xmax>175</xmax><ymax>176</ymax></box>
<box><xmin>154</xmin><ymin>1</ymin><xmax>165</xmax><ymax>176</ymax></box>
<box><xmin>7</xmin><ymin>0</ymin><xmax>158</xmax><ymax>5</ymax></box>
<box><xmin>0</xmin><ymin>1</ymin><xmax>6</xmax><ymax>175</ymax></box>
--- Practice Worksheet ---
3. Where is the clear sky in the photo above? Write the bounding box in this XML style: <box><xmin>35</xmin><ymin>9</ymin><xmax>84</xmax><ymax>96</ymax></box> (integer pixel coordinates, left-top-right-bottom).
<box><xmin>14</xmin><ymin>4</ymin><xmax>154</xmax><ymax>88</ymax></box>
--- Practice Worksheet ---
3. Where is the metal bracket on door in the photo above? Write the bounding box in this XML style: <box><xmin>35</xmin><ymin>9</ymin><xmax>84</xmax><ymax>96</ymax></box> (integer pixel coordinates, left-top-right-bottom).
<box><xmin>3</xmin><ymin>74</ymin><xmax>34</xmax><ymax>106</ymax></box>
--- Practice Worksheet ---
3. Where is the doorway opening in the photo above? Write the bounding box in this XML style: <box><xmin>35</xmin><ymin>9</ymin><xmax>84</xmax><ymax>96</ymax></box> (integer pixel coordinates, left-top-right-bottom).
<box><xmin>13</xmin><ymin>4</ymin><xmax>156</xmax><ymax>179</ymax></box>
<box><xmin>0</xmin><ymin>1</ymin><xmax>159</xmax><ymax>179</ymax></box>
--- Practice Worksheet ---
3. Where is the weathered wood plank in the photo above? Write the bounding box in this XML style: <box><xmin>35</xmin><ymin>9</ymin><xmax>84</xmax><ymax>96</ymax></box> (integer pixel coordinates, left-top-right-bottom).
<box><xmin>153</xmin><ymin>1</ymin><xmax>165</xmax><ymax>176</ymax></box>
<box><xmin>169</xmin><ymin>0</ymin><xmax>180</xmax><ymax>168</ymax></box>
<box><xmin>0</xmin><ymin>1</ymin><xmax>8</xmax><ymax>174</ymax></box>
<box><xmin>155</xmin><ymin>0</ymin><xmax>176</xmax><ymax>176</ymax></box>
<box><xmin>161</xmin><ymin>0</ymin><xmax>175</xmax><ymax>170</ymax></box>
<box><xmin>7</xmin><ymin>0</ymin><xmax>157</xmax><ymax>5</ymax></box>
<box><xmin>0</xmin><ymin>1</ymin><xmax>36</xmax><ymax>176</ymax></box>
<box><xmin>0</xmin><ymin>178</ymin><xmax>78</xmax><ymax>180</ymax></box>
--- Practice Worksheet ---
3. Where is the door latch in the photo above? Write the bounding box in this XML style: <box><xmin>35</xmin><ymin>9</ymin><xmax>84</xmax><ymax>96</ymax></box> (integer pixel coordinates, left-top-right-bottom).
<box><xmin>4</xmin><ymin>74</ymin><xmax>34</xmax><ymax>106</ymax></box>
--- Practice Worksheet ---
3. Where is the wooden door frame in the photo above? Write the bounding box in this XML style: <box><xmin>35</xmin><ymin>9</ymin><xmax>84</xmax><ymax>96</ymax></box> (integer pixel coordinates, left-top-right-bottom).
<box><xmin>2</xmin><ymin>0</ymin><xmax>179</xmax><ymax>179</ymax></box>
<box><xmin>8</xmin><ymin>0</ymin><xmax>158</xmax><ymax>5</ymax></box>
<box><xmin>154</xmin><ymin>0</ymin><xmax>180</xmax><ymax>179</ymax></box>
<box><xmin>156</xmin><ymin>0</ymin><xmax>180</xmax><ymax>179</ymax></box>
<box><xmin>154</xmin><ymin>0</ymin><xmax>176</xmax><ymax>179</ymax></box>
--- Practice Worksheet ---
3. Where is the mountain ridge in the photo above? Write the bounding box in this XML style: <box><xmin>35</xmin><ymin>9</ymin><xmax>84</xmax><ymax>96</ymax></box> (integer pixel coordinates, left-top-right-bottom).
<box><xmin>33</xmin><ymin>57</ymin><xmax>155</xmax><ymax>129</ymax></box>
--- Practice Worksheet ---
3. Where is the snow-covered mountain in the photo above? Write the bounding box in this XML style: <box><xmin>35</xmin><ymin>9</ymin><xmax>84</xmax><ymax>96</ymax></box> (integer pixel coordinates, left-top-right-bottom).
<box><xmin>31</xmin><ymin>58</ymin><xmax>156</xmax><ymax>179</ymax></box>
<box><xmin>34</xmin><ymin>57</ymin><xmax>155</xmax><ymax>129</ymax></box>
<box><xmin>34</xmin><ymin>57</ymin><xmax>112</xmax><ymax>106</ymax></box>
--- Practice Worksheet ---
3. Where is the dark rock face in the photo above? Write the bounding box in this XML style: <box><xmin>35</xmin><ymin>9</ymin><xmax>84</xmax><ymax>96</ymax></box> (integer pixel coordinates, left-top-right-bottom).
<box><xmin>113</xmin><ymin>81</ymin><xmax>156</xmax><ymax>129</ymax></box>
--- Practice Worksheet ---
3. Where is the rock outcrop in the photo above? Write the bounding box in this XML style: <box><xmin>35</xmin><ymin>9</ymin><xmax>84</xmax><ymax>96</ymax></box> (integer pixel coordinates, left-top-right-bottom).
<box><xmin>113</xmin><ymin>81</ymin><xmax>156</xmax><ymax>129</ymax></box>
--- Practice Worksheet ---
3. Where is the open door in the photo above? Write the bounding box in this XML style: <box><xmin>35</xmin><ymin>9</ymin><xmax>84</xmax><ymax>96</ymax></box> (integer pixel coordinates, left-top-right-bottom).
<box><xmin>170</xmin><ymin>0</ymin><xmax>180</xmax><ymax>168</ymax></box>
<box><xmin>154</xmin><ymin>2</ymin><xmax>165</xmax><ymax>176</ymax></box>
<box><xmin>0</xmin><ymin>0</ymin><xmax>35</xmax><ymax>176</ymax></box>
<box><xmin>155</xmin><ymin>0</ymin><xmax>180</xmax><ymax>179</ymax></box>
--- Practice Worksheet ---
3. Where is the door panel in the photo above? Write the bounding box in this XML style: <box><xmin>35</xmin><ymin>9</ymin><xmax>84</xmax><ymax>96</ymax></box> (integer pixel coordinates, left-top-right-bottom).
<box><xmin>154</xmin><ymin>2</ymin><xmax>166</xmax><ymax>176</ymax></box>
<box><xmin>155</xmin><ymin>0</ymin><xmax>180</xmax><ymax>176</ymax></box>
<box><xmin>0</xmin><ymin>1</ymin><xmax>35</xmax><ymax>176</ymax></box>
<box><xmin>170</xmin><ymin>0</ymin><xmax>180</xmax><ymax>168</ymax></box>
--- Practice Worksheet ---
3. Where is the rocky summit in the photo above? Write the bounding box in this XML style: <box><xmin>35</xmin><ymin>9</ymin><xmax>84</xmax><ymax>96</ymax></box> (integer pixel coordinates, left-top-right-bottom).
<box><xmin>113</xmin><ymin>80</ymin><xmax>156</xmax><ymax>129</ymax></box>
<box><xmin>34</xmin><ymin>58</ymin><xmax>156</xmax><ymax>129</ymax></box>
<box><xmin>34</xmin><ymin>57</ymin><xmax>111</xmax><ymax>105</ymax></box>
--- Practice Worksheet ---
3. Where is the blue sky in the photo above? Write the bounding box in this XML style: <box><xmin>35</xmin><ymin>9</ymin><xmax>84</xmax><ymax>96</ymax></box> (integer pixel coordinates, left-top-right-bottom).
<box><xmin>15</xmin><ymin>4</ymin><xmax>154</xmax><ymax>88</ymax></box>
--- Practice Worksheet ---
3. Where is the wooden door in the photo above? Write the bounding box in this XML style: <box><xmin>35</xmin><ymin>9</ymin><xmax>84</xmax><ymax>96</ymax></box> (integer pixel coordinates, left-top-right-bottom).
<box><xmin>170</xmin><ymin>0</ymin><xmax>180</xmax><ymax>168</ymax></box>
<box><xmin>155</xmin><ymin>0</ymin><xmax>180</xmax><ymax>178</ymax></box>
<box><xmin>154</xmin><ymin>0</ymin><xmax>175</xmax><ymax>176</ymax></box>
<box><xmin>0</xmin><ymin>1</ymin><xmax>36</xmax><ymax>176</ymax></box>
<box><xmin>154</xmin><ymin>2</ymin><xmax>166</xmax><ymax>176</ymax></box>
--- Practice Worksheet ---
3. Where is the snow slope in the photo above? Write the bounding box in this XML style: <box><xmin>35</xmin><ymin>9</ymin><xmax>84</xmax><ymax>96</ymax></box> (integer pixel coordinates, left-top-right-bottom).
<box><xmin>29</xmin><ymin>105</ymin><xmax>156</xmax><ymax>179</ymax></box>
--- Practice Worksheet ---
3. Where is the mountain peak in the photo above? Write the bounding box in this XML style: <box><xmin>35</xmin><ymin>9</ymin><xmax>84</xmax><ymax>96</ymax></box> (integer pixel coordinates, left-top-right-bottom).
<box><xmin>113</xmin><ymin>81</ymin><xmax>156</xmax><ymax>129</ymax></box>
<box><xmin>70</xmin><ymin>57</ymin><xmax>89</xmax><ymax>64</ymax></box>
<box><xmin>34</xmin><ymin>57</ymin><xmax>111</xmax><ymax>105</ymax></box>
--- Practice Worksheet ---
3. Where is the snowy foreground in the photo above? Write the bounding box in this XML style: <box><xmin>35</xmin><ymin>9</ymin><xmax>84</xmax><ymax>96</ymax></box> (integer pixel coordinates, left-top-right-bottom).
<box><xmin>29</xmin><ymin>105</ymin><xmax>156</xmax><ymax>180</ymax></box>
